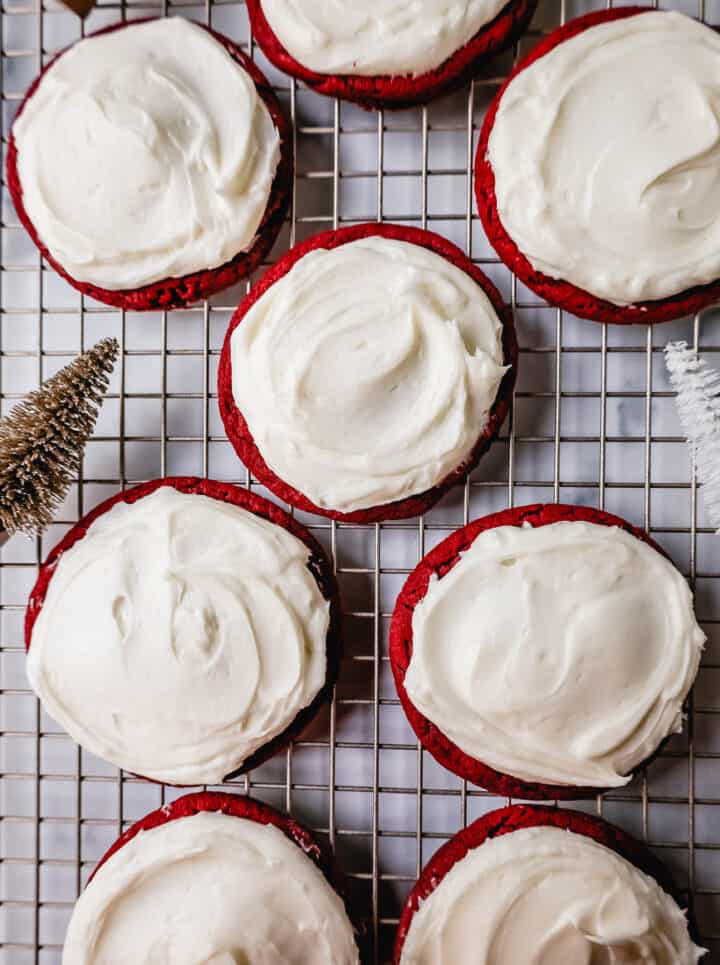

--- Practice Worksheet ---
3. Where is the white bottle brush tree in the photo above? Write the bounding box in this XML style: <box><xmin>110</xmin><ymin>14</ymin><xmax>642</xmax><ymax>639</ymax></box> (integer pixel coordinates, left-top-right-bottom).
<box><xmin>0</xmin><ymin>337</ymin><xmax>119</xmax><ymax>536</ymax></box>
<box><xmin>665</xmin><ymin>340</ymin><xmax>720</xmax><ymax>529</ymax></box>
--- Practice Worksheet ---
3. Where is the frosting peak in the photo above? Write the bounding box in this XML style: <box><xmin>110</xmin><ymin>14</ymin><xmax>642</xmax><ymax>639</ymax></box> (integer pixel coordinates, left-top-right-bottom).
<box><xmin>404</xmin><ymin>520</ymin><xmax>704</xmax><ymax>787</ymax></box>
<box><xmin>259</xmin><ymin>0</ymin><xmax>507</xmax><ymax>77</ymax></box>
<box><xmin>486</xmin><ymin>11</ymin><xmax>720</xmax><ymax>304</ymax></box>
<box><xmin>27</xmin><ymin>487</ymin><xmax>329</xmax><ymax>784</ymax></box>
<box><xmin>63</xmin><ymin>811</ymin><xmax>359</xmax><ymax>965</ymax></box>
<box><xmin>13</xmin><ymin>18</ymin><xmax>280</xmax><ymax>290</ymax></box>
<box><xmin>230</xmin><ymin>235</ymin><xmax>507</xmax><ymax>514</ymax></box>
<box><xmin>399</xmin><ymin>826</ymin><xmax>705</xmax><ymax>965</ymax></box>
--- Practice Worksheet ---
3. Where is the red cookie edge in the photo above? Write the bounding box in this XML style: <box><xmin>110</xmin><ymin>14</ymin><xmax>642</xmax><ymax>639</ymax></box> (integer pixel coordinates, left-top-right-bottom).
<box><xmin>475</xmin><ymin>6</ymin><xmax>720</xmax><ymax>325</ymax></box>
<box><xmin>247</xmin><ymin>0</ymin><xmax>538</xmax><ymax>110</ymax></box>
<box><xmin>389</xmin><ymin>502</ymin><xmax>679</xmax><ymax>800</ymax></box>
<box><xmin>24</xmin><ymin>476</ymin><xmax>342</xmax><ymax>783</ymax></box>
<box><xmin>6</xmin><ymin>19</ymin><xmax>294</xmax><ymax>311</ymax></box>
<box><xmin>217</xmin><ymin>221</ymin><xmax>518</xmax><ymax>524</ymax></box>
<box><xmin>393</xmin><ymin>803</ymin><xmax>696</xmax><ymax>963</ymax></box>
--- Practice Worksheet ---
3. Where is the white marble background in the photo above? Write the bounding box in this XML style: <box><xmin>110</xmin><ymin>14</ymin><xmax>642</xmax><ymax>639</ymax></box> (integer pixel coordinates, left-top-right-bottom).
<box><xmin>1</xmin><ymin>0</ymin><xmax>720</xmax><ymax>961</ymax></box>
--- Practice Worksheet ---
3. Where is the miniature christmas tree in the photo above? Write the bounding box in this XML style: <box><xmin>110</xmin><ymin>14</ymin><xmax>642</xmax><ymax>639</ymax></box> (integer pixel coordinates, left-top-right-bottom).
<box><xmin>666</xmin><ymin>340</ymin><xmax>720</xmax><ymax>530</ymax></box>
<box><xmin>0</xmin><ymin>337</ymin><xmax>119</xmax><ymax>536</ymax></box>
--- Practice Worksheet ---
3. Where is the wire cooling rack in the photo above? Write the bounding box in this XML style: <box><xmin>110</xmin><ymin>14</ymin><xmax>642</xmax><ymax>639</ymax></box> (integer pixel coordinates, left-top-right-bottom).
<box><xmin>2</xmin><ymin>0</ymin><xmax>720</xmax><ymax>961</ymax></box>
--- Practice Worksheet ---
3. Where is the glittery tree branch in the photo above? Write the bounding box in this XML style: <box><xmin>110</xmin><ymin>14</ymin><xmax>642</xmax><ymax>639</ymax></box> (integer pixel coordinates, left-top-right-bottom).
<box><xmin>665</xmin><ymin>340</ymin><xmax>720</xmax><ymax>531</ymax></box>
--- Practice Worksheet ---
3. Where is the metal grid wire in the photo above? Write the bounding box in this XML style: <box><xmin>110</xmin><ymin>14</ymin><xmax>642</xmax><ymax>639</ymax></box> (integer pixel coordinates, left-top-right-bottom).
<box><xmin>2</xmin><ymin>0</ymin><xmax>720</xmax><ymax>961</ymax></box>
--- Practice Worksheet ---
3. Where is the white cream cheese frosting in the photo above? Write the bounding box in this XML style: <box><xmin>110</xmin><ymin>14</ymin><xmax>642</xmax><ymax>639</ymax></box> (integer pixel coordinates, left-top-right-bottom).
<box><xmin>230</xmin><ymin>236</ymin><xmax>508</xmax><ymax>513</ymax></box>
<box><xmin>399</xmin><ymin>825</ymin><xmax>705</xmax><ymax>965</ymax></box>
<box><xmin>259</xmin><ymin>0</ymin><xmax>507</xmax><ymax>77</ymax></box>
<box><xmin>404</xmin><ymin>520</ymin><xmax>705</xmax><ymax>787</ymax></box>
<box><xmin>486</xmin><ymin>11</ymin><xmax>720</xmax><ymax>305</ymax></box>
<box><xmin>63</xmin><ymin>810</ymin><xmax>360</xmax><ymax>965</ymax></box>
<box><xmin>13</xmin><ymin>18</ymin><xmax>280</xmax><ymax>290</ymax></box>
<box><xmin>26</xmin><ymin>487</ymin><xmax>329</xmax><ymax>785</ymax></box>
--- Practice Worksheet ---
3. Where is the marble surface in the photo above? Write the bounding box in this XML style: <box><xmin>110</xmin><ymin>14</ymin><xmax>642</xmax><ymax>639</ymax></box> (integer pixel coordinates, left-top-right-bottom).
<box><xmin>1</xmin><ymin>1</ymin><xmax>719</xmax><ymax>961</ymax></box>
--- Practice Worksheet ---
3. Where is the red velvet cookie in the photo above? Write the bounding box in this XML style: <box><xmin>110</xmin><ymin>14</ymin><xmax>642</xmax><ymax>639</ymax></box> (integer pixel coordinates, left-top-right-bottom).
<box><xmin>76</xmin><ymin>791</ymin><xmax>359</xmax><ymax>962</ymax></box>
<box><xmin>475</xmin><ymin>7</ymin><xmax>720</xmax><ymax>325</ymax></box>
<box><xmin>7</xmin><ymin>20</ymin><xmax>293</xmax><ymax>311</ymax></box>
<box><xmin>394</xmin><ymin>804</ymin><xmax>696</xmax><ymax>964</ymax></box>
<box><xmin>247</xmin><ymin>0</ymin><xmax>538</xmax><ymax>110</ymax></box>
<box><xmin>218</xmin><ymin>222</ymin><xmax>517</xmax><ymax>524</ymax></box>
<box><xmin>390</xmin><ymin>502</ymin><xmax>683</xmax><ymax>800</ymax></box>
<box><xmin>25</xmin><ymin>477</ymin><xmax>341</xmax><ymax>782</ymax></box>
<box><xmin>89</xmin><ymin>790</ymin><xmax>340</xmax><ymax>887</ymax></box>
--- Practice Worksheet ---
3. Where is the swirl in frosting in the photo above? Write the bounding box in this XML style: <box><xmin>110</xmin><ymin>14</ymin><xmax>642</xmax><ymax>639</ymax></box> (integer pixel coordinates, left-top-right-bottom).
<box><xmin>486</xmin><ymin>11</ymin><xmax>720</xmax><ymax>304</ymax></box>
<box><xmin>399</xmin><ymin>826</ymin><xmax>705</xmax><ymax>964</ymax></box>
<box><xmin>230</xmin><ymin>236</ymin><xmax>508</xmax><ymax>513</ymax></box>
<box><xmin>404</xmin><ymin>520</ymin><xmax>704</xmax><ymax>787</ymax></box>
<box><xmin>258</xmin><ymin>0</ymin><xmax>507</xmax><ymax>77</ymax></box>
<box><xmin>12</xmin><ymin>18</ymin><xmax>280</xmax><ymax>290</ymax></box>
<box><xmin>63</xmin><ymin>810</ymin><xmax>360</xmax><ymax>965</ymax></box>
<box><xmin>27</xmin><ymin>487</ymin><xmax>329</xmax><ymax>785</ymax></box>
